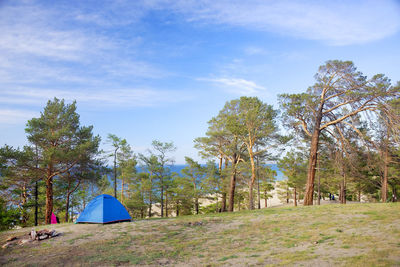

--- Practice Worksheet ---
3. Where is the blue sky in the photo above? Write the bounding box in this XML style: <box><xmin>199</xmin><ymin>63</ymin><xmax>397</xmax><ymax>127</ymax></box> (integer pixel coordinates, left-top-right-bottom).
<box><xmin>0</xmin><ymin>0</ymin><xmax>400</xmax><ymax>164</ymax></box>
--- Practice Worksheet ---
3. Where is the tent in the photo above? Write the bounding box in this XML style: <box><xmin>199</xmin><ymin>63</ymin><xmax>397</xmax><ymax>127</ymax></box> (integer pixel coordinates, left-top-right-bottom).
<box><xmin>76</xmin><ymin>194</ymin><xmax>131</xmax><ymax>224</ymax></box>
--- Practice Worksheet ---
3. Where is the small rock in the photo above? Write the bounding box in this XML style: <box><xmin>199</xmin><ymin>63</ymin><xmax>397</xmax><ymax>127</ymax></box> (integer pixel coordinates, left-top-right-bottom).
<box><xmin>30</xmin><ymin>229</ymin><xmax>37</xmax><ymax>240</ymax></box>
<box><xmin>2</xmin><ymin>243</ymin><xmax>11</xmax><ymax>249</ymax></box>
<box><xmin>6</xmin><ymin>236</ymin><xmax>17</xmax><ymax>242</ymax></box>
<box><xmin>19</xmin><ymin>239</ymin><xmax>32</xmax><ymax>245</ymax></box>
<box><xmin>51</xmin><ymin>231</ymin><xmax>60</xmax><ymax>237</ymax></box>
<box><xmin>314</xmin><ymin>241</ymin><xmax>319</xmax><ymax>244</ymax></box>
<box><xmin>38</xmin><ymin>235</ymin><xmax>49</xmax><ymax>240</ymax></box>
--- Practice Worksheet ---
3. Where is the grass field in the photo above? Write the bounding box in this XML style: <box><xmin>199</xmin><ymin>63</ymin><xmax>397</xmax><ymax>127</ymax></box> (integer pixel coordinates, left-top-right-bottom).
<box><xmin>1</xmin><ymin>203</ymin><xmax>400</xmax><ymax>266</ymax></box>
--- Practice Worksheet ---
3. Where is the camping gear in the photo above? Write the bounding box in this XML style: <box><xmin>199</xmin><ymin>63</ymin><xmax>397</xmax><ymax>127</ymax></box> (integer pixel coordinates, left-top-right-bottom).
<box><xmin>76</xmin><ymin>194</ymin><xmax>131</xmax><ymax>224</ymax></box>
<box><xmin>51</xmin><ymin>213</ymin><xmax>57</xmax><ymax>224</ymax></box>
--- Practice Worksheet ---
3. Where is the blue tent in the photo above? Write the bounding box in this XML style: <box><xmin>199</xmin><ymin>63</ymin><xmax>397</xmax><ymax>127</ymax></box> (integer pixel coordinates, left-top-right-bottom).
<box><xmin>76</xmin><ymin>194</ymin><xmax>131</xmax><ymax>224</ymax></box>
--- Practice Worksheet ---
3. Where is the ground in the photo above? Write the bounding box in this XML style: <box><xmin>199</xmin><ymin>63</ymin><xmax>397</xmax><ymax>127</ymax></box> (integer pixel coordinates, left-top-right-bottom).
<box><xmin>1</xmin><ymin>203</ymin><xmax>400</xmax><ymax>266</ymax></box>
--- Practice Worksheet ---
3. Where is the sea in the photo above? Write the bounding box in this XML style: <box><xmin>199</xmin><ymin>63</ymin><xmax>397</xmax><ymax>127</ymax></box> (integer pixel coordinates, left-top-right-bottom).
<box><xmin>139</xmin><ymin>164</ymin><xmax>284</xmax><ymax>181</ymax></box>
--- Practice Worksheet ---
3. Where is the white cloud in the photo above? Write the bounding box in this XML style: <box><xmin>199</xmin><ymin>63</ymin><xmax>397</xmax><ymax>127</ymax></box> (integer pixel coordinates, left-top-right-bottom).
<box><xmin>199</xmin><ymin>77</ymin><xmax>267</xmax><ymax>96</ymax></box>
<box><xmin>0</xmin><ymin>109</ymin><xmax>38</xmax><ymax>124</ymax></box>
<box><xmin>244</xmin><ymin>47</ymin><xmax>268</xmax><ymax>56</ymax></box>
<box><xmin>0</xmin><ymin>1</ymin><xmax>167</xmax><ymax>88</ymax></box>
<box><xmin>162</xmin><ymin>0</ymin><xmax>400</xmax><ymax>45</ymax></box>
<box><xmin>0</xmin><ymin>88</ymin><xmax>192</xmax><ymax>108</ymax></box>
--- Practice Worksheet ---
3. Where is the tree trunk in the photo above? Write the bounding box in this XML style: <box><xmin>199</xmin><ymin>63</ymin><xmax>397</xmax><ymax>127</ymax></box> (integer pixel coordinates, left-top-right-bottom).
<box><xmin>381</xmin><ymin>146</ymin><xmax>389</xmax><ymax>202</ymax></box>
<box><xmin>391</xmin><ymin>184</ymin><xmax>397</xmax><ymax>202</ymax></box>
<box><xmin>165</xmin><ymin>190</ymin><xmax>168</xmax><ymax>217</ymax></box>
<box><xmin>228</xmin><ymin>155</ymin><xmax>237</xmax><ymax>212</ymax></box>
<box><xmin>65</xmin><ymin>192</ymin><xmax>71</xmax><ymax>222</ymax></box>
<box><xmin>342</xmin><ymin>177</ymin><xmax>346</xmax><ymax>204</ymax></box>
<box><xmin>248</xmin><ymin>151</ymin><xmax>256</xmax><ymax>210</ymax></box>
<box><xmin>221</xmin><ymin>158</ymin><xmax>228</xmax><ymax>212</ymax></box>
<box><xmin>148</xmin><ymin>175</ymin><xmax>152</xmax><ymax>217</ymax></box>
<box><xmin>286</xmin><ymin>186</ymin><xmax>289</xmax><ymax>204</ymax></box>
<box><xmin>257</xmin><ymin>155</ymin><xmax>261</xmax><ymax>209</ymax></box>
<box><xmin>65</xmin><ymin>179</ymin><xmax>80</xmax><ymax>222</ymax></box>
<box><xmin>160</xmin><ymin>178</ymin><xmax>164</xmax><ymax>217</ymax></box>
<box><xmin>294</xmin><ymin>187</ymin><xmax>297</xmax><ymax>207</ymax></box>
<box><xmin>264</xmin><ymin>191</ymin><xmax>268</xmax><ymax>208</ymax></box>
<box><xmin>304</xmin><ymin>129</ymin><xmax>321</xmax><ymax>205</ymax></box>
<box><xmin>34</xmin><ymin>145</ymin><xmax>39</xmax><ymax>226</ymax></box>
<box><xmin>317</xmin><ymin>157</ymin><xmax>321</xmax><ymax>205</ymax></box>
<box><xmin>304</xmin><ymin>102</ymin><xmax>324</xmax><ymax>206</ymax></box>
<box><xmin>21</xmin><ymin>183</ymin><xmax>28</xmax><ymax>226</ymax></box>
<box><xmin>34</xmin><ymin>181</ymin><xmax>39</xmax><ymax>226</ymax></box>
<box><xmin>176</xmin><ymin>200</ymin><xmax>179</xmax><ymax>217</ymax></box>
<box><xmin>249</xmin><ymin>182</ymin><xmax>254</xmax><ymax>210</ymax></box>
<box><xmin>215</xmin><ymin>195</ymin><xmax>219</xmax><ymax>213</ymax></box>
<box><xmin>114</xmin><ymin>149</ymin><xmax>117</xmax><ymax>199</ymax></box>
<box><xmin>221</xmin><ymin>193</ymin><xmax>227</xmax><ymax>212</ymax></box>
<box><xmin>195</xmin><ymin>197</ymin><xmax>199</xmax><ymax>214</ymax></box>
<box><xmin>45</xmin><ymin>177</ymin><xmax>53</xmax><ymax>224</ymax></box>
<box><xmin>121</xmin><ymin>174</ymin><xmax>124</xmax><ymax>204</ymax></box>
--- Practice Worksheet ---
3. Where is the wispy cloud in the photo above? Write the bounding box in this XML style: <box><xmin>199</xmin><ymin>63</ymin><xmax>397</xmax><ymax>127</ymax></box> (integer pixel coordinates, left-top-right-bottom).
<box><xmin>0</xmin><ymin>1</ymin><xmax>168</xmax><ymax>89</ymax></box>
<box><xmin>199</xmin><ymin>77</ymin><xmax>267</xmax><ymax>96</ymax></box>
<box><xmin>162</xmin><ymin>0</ymin><xmax>400</xmax><ymax>45</ymax></box>
<box><xmin>0</xmin><ymin>88</ymin><xmax>192</xmax><ymax>108</ymax></box>
<box><xmin>244</xmin><ymin>47</ymin><xmax>268</xmax><ymax>56</ymax></box>
<box><xmin>0</xmin><ymin>109</ymin><xmax>39</xmax><ymax>124</ymax></box>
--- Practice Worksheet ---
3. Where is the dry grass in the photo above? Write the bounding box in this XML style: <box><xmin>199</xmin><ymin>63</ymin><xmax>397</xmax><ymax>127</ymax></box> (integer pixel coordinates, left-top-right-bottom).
<box><xmin>1</xmin><ymin>203</ymin><xmax>400</xmax><ymax>266</ymax></box>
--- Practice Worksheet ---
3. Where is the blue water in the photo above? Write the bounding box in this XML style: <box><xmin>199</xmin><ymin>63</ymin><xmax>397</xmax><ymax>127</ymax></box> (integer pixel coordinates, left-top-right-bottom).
<box><xmin>138</xmin><ymin>164</ymin><xmax>284</xmax><ymax>181</ymax></box>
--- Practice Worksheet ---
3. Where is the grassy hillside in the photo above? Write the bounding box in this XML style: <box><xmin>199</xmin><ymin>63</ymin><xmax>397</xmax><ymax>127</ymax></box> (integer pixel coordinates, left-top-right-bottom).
<box><xmin>1</xmin><ymin>203</ymin><xmax>400</xmax><ymax>266</ymax></box>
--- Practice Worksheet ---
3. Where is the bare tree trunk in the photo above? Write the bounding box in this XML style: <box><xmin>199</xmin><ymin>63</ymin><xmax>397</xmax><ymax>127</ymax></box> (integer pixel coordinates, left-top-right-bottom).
<box><xmin>114</xmin><ymin>149</ymin><xmax>117</xmax><ymax>199</ymax></box>
<box><xmin>176</xmin><ymin>200</ymin><xmax>179</xmax><ymax>217</ymax></box>
<box><xmin>34</xmin><ymin>145</ymin><xmax>39</xmax><ymax>226</ymax></box>
<box><xmin>160</xmin><ymin>178</ymin><xmax>164</xmax><ymax>217</ymax></box>
<box><xmin>391</xmin><ymin>184</ymin><xmax>397</xmax><ymax>202</ymax></box>
<box><xmin>165</xmin><ymin>190</ymin><xmax>168</xmax><ymax>217</ymax></box>
<box><xmin>34</xmin><ymin>181</ymin><xmax>38</xmax><ymax>226</ymax></box>
<box><xmin>264</xmin><ymin>191</ymin><xmax>268</xmax><ymax>208</ymax></box>
<box><xmin>382</xmin><ymin>146</ymin><xmax>389</xmax><ymax>202</ymax></box>
<box><xmin>195</xmin><ymin>197</ymin><xmax>199</xmax><ymax>214</ymax></box>
<box><xmin>257</xmin><ymin>155</ymin><xmax>261</xmax><ymax>209</ymax></box>
<box><xmin>286</xmin><ymin>186</ymin><xmax>289</xmax><ymax>204</ymax></box>
<box><xmin>304</xmin><ymin>103</ymin><xmax>324</xmax><ymax>206</ymax></box>
<box><xmin>228</xmin><ymin>155</ymin><xmax>238</xmax><ymax>212</ymax></box>
<box><xmin>45</xmin><ymin>177</ymin><xmax>53</xmax><ymax>224</ymax></box>
<box><xmin>65</xmin><ymin>179</ymin><xmax>80</xmax><ymax>223</ymax></box>
<box><xmin>215</xmin><ymin>195</ymin><xmax>219</xmax><ymax>213</ymax></box>
<box><xmin>294</xmin><ymin>187</ymin><xmax>297</xmax><ymax>207</ymax></box>
<box><xmin>65</xmin><ymin>192</ymin><xmax>71</xmax><ymax>222</ymax></box>
<box><xmin>342</xmin><ymin>175</ymin><xmax>346</xmax><ymax>204</ymax></box>
<box><xmin>121</xmin><ymin>174</ymin><xmax>124</xmax><ymax>204</ymax></box>
<box><xmin>304</xmin><ymin>130</ymin><xmax>320</xmax><ymax>205</ymax></box>
<box><xmin>21</xmin><ymin>183</ymin><xmax>28</xmax><ymax>226</ymax></box>
<box><xmin>221</xmin><ymin>193</ymin><xmax>227</xmax><ymax>212</ymax></box>
<box><xmin>317</xmin><ymin>157</ymin><xmax>321</xmax><ymax>205</ymax></box>
<box><xmin>249</xmin><ymin>182</ymin><xmax>254</xmax><ymax>210</ymax></box>
<box><xmin>148</xmin><ymin>175</ymin><xmax>152</xmax><ymax>217</ymax></box>
<box><xmin>248</xmin><ymin>152</ymin><xmax>256</xmax><ymax>210</ymax></box>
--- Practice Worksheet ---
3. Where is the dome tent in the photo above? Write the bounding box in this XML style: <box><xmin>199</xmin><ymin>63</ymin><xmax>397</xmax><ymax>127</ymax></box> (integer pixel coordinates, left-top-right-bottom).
<box><xmin>76</xmin><ymin>194</ymin><xmax>131</xmax><ymax>224</ymax></box>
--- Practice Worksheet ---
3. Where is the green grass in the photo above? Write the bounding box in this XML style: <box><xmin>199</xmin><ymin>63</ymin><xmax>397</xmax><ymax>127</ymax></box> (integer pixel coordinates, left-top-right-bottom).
<box><xmin>1</xmin><ymin>203</ymin><xmax>400</xmax><ymax>266</ymax></box>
